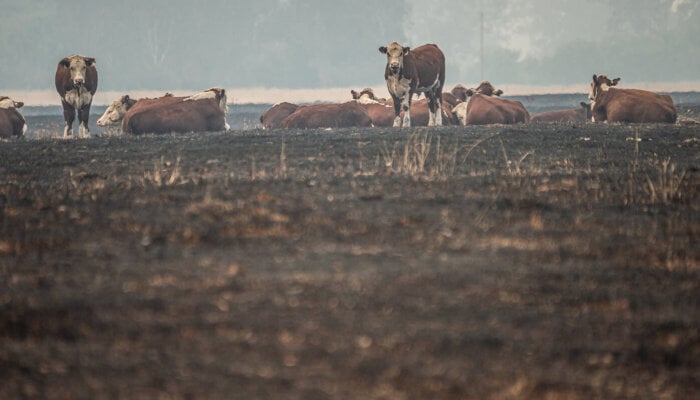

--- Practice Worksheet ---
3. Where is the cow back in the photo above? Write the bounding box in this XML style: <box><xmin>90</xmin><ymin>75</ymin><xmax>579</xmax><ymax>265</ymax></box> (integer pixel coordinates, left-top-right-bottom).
<box><xmin>408</xmin><ymin>44</ymin><xmax>445</xmax><ymax>91</ymax></box>
<box><xmin>282</xmin><ymin>102</ymin><xmax>372</xmax><ymax>129</ymax></box>
<box><xmin>594</xmin><ymin>88</ymin><xmax>677</xmax><ymax>123</ymax></box>
<box><xmin>261</xmin><ymin>102</ymin><xmax>299</xmax><ymax>129</ymax></box>
<box><xmin>465</xmin><ymin>94</ymin><xmax>529</xmax><ymax>125</ymax></box>
<box><xmin>122</xmin><ymin>97</ymin><xmax>226</xmax><ymax>134</ymax></box>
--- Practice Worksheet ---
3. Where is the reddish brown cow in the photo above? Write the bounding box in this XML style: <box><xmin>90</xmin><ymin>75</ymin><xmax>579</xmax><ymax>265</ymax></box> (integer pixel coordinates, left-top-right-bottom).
<box><xmin>379</xmin><ymin>42</ymin><xmax>445</xmax><ymax>127</ymax></box>
<box><xmin>350</xmin><ymin>88</ymin><xmax>394</xmax><ymax>127</ymax></box>
<box><xmin>55</xmin><ymin>55</ymin><xmax>98</xmax><ymax>138</ymax></box>
<box><xmin>282</xmin><ymin>102</ymin><xmax>372</xmax><ymax>129</ymax></box>
<box><xmin>0</xmin><ymin>96</ymin><xmax>27</xmax><ymax>138</ymax></box>
<box><xmin>260</xmin><ymin>102</ymin><xmax>299</xmax><ymax>129</ymax></box>
<box><xmin>589</xmin><ymin>75</ymin><xmax>676</xmax><ymax>123</ymax></box>
<box><xmin>453</xmin><ymin>93</ymin><xmax>529</xmax><ymax>125</ymax></box>
<box><xmin>531</xmin><ymin>103</ymin><xmax>591</xmax><ymax>123</ymax></box>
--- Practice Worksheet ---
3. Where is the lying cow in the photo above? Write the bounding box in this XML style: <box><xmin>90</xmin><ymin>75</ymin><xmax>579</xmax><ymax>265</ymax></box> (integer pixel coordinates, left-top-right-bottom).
<box><xmin>0</xmin><ymin>96</ymin><xmax>27</xmax><ymax>138</ymax></box>
<box><xmin>379</xmin><ymin>42</ymin><xmax>445</xmax><ymax>127</ymax></box>
<box><xmin>350</xmin><ymin>88</ymin><xmax>395</xmax><ymax>127</ymax></box>
<box><xmin>55</xmin><ymin>55</ymin><xmax>98</xmax><ymax>138</ymax></box>
<box><xmin>260</xmin><ymin>102</ymin><xmax>299</xmax><ymax>129</ymax></box>
<box><xmin>588</xmin><ymin>75</ymin><xmax>676</xmax><ymax>123</ymax></box>
<box><xmin>97</xmin><ymin>88</ymin><xmax>229</xmax><ymax>134</ymax></box>
<box><xmin>452</xmin><ymin>86</ymin><xmax>529</xmax><ymax>125</ymax></box>
<box><xmin>531</xmin><ymin>103</ymin><xmax>591</xmax><ymax>123</ymax></box>
<box><xmin>282</xmin><ymin>102</ymin><xmax>373</xmax><ymax>129</ymax></box>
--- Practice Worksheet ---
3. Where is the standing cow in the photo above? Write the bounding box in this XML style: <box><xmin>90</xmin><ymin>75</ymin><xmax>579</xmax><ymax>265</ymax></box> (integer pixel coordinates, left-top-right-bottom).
<box><xmin>379</xmin><ymin>42</ymin><xmax>445</xmax><ymax>127</ymax></box>
<box><xmin>55</xmin><ymin>55</ymin><xmax>98</xmax><ymax>138</ymax></box>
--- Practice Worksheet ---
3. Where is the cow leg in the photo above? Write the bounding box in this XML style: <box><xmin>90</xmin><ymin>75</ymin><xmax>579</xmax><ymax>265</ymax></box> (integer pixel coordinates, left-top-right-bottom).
<box><xmin>428</xmin><ymin>93</ymin><xmax>442</xmax><ymax>126</ymax></box>
<box><xmin>402</xmin><ymin>96</ymin><xmax>411</xmax><ymax>127</ymax></box>
<box><xmin>392</xmin><ymin>95</ymin><xmax>402</xmax><ymax>127</ymax></box>
<box><xmin>62</xmin><ymin>101</ymin><xmax>75</xmax><ymax>138</ymax></box>
<box><xmin>78</xmin><ymin>104</ymin><xmax>91</xmax><ymax>138</ymax></box>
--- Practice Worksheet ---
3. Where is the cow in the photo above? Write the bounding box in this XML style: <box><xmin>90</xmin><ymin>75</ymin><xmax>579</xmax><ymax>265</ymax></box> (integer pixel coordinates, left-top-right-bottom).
<box><xmin>97</xmin><ymin>89</ymin><xmax>229</xmax><ymax>134</ymax></box>
<box><xmin>531</xmin><ymin>102</ymin><xmax>592</xmax><ymax>123</ymax></box>
<box><xmin>405</xmin><ymin>98</ymin><xmax>457</xmax><ymax>126</ymax></box>
<box><xmin>379</xmin><ymin>42</ymin><xmax>445</xmax><ymax>127</ymax></box>
<box><xmin>452</xmin><ymin>90</ymin><xmax>529</xmax><ymax>125</ymax></box>
<box><xmin>55</xmin><ymin>55</ymin><xmax>98</xmax><ymax>138</ymax></box>
<box><xmin>350</xmin><ymin>89</ymin><xmax>395</xmax><ymax>127</ymax></box>
<box><xmin>260</xmin><ymin>102</ymin><xmax>299</xmax><ymax>129</ymax></box>
<box><xmin>588</xmin><ymin>74</ymin><xmax>677</xmax><ymax>123</ymax></box>
<box><xmin>0</xmin><ymin>96</ymin><xmax>27</xmax><ymax>138</ymax></box>
<box><xmin>281</xmin><ymin>102</ymin><xmax>373</xmax><ymax>129</ymax></box>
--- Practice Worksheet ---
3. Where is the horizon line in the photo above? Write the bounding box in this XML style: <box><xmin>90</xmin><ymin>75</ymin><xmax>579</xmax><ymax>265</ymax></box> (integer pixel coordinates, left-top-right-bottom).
<box><xmin>3</xmin><ymin>81</ymin><xmax>700</xmax><ymax>106</ymax></box>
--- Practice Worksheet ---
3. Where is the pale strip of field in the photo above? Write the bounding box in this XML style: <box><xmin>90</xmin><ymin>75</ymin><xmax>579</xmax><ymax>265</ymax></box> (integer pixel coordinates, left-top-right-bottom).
<box><xmin>4</xmin><ymin>81</ymin><xmax>700</xmax><ymax>106</ymax></box>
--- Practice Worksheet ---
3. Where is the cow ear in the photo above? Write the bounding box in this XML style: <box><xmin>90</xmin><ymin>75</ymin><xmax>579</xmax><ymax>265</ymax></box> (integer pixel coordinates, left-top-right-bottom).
<box><xmin>592</xmin><ymin>74</ymin><xmax>599</xmax><ymax>84</ymax></box>
<box><xmin>60</xmin><ymin>57</ymin><xmax>71</xmax><ymax>68</ymax></box>
<box><xmin>379</xmin><ymin>46</ymin><xmax>387</xmax><ymax>54</ymax></box>
<box><xmin>494</xmin><ymin>89</ymin><xmax>503</xmax><ymax>96</ymax></box>
<box><xmin>466</xmin><ymin>89</ymin><xmax>475</xmax><ymax>97</ymax></box>
<box><xmin>403</xmin><ymin>46</ymin><xmax>410</xmax><ymax>55</ymax></box>
<box><xmin>14</xmin><ymin>101</ymin><xmax>24</xmax><ymax>108</ymax></box>
<box><xmin>122</xmin><ymin>95</ymin><xmax>130</xmax><ymax>103</ymax></box>
<box><xmin>611</xmin><ymin>78</ymin><xmax>620</xmax><ymax>86</ymax></box>
<box><xmin>85</xmin><ymin>57</ymin><xmax>96</xmax><ymax>66</ymax></box>
<box><xmin>351</xmin><ymin>90</ymin><xmax>359</xmax><ymax>99</ymax></box>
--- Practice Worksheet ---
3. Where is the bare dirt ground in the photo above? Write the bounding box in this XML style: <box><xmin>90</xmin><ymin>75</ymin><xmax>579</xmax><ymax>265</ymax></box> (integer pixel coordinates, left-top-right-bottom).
<box><xmin>1</xmin><ymin>103</ymin><xmax>699</xmax><ymax>399</ymax></box>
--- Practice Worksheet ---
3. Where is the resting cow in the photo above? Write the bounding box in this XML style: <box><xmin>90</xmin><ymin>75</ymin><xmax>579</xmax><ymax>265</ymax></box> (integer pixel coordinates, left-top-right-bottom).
<box><xmin>531</xmin><ymin>103</ymin><xmax>591</xmax><ymax>123</ymax></box>
<box><xmin>588</xmin><ymin>75</ymin><xmax>676</xmax><ymax>123</ymax></box>
<box><xmin>281</xmin><ymin>102</ymin><xmax>372</xmax><ymax>129</ymax></box>
<box><xmin>452</xmin><ymin>85</ymin><xmax>529</xmax><ymax>125</ymax></box>
<box><xmin>260</xmin><ymin>102</ymin><xmax>299</xmax><ymax>129</ymax></box>
<box><xmin>379</xmin><ymin>42</ymin><xmax>445</xmax><ymax>127</ymax></box>
<box><xmin>55</xmin><ymin>55</ymin><xmax>98</xmax><ymax>138</ymax></box>
<box><xmin>0</xmin><ymin>96</ymin><xmax>27</xmax><ymax>138</ymax></box>
<box><xmin>350</xmin><ymin>88</ymin><xmax>394</xmax><ymax>127</ymax></box>
<box><xmin>97</xmin><ymin>88</ymin><xmax>229</xmax><ymax>134</ymax></box>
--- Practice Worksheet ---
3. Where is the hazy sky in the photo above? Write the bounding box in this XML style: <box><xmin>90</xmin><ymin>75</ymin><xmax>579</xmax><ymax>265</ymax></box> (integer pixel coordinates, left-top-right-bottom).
<box><xmin>0</xmin><ymin>0</ymin><xmax>698</xmax><ymax>91</ymax></box>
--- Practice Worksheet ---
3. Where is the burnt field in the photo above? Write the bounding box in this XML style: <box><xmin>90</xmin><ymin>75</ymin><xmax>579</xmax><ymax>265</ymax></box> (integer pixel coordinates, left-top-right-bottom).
<box><xmin>1</xmin><ymin>100</ymin><xmax>700</xmax><ymax>399</ymax></box>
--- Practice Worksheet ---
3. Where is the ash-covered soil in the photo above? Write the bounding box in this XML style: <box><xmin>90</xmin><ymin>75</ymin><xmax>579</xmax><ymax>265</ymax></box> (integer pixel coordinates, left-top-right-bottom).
<box><xmin>1</xmin><ymin>111</ymin><xmax>699</xmax><ymax>399</ymax></box>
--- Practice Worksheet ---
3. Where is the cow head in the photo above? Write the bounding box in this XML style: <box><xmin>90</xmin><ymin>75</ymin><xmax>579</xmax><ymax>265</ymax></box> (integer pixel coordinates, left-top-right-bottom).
<box><xmin>474</xmin><ymin>81</ymin><xmax>503</xmax><ymax>96</ymax></box>
<box><xmin>97</xmin><ymin>95</ymin><xmax>136</xmax><ymax>126</ymax></box>
<box><xmin>451</xmin><ymin>85</ymin><xmax>470</xmax><ymax>102</ymax></box>
<box><xmin>379</xmin><ymin>42</ymin><xmax>410</xmax><ymax>75</ymax></box>
<box><xmin>589</xmin><ymin>74</ymin><xmax>620</xmax><ymax>101</ymax></box>
<box><xmin>0</xmin><ymin>96</ymin><xmax>23</xmax><ymax>109</ymax></box>
<box><xmin>60</xmin><ymin>55</ymin><xmax>96</xmax><ymax>88</ymax></box>
<box><xmin>351</xmin><ymin>88</ymin><xmax>383</xmax><ymax>104</ymax></box>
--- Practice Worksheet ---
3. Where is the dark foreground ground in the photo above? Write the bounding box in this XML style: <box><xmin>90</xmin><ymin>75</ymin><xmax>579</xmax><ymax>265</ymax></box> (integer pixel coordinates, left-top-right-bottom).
<box><xmin>1</xmin><ymin>104</ymin><xmax>699</xmax><ymax>399</ymax></box>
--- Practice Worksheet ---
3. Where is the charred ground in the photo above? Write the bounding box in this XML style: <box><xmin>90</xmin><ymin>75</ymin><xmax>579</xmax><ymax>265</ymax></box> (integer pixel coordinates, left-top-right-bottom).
<box><xmin>1</xmin><ymin>105</ymin><xmax>699</xmax><ymax>399</ymax></box>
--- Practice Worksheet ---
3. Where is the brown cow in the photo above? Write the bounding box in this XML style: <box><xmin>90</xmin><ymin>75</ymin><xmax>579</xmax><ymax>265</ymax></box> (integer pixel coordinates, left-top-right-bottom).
<box><xmin>260</xmin><ymin>102</ymin><xmax>299</xmax><ymax>129</ymax></box>
<box><xmin>379</xmin><ymin>42</ymin><xmax>445</xmax><ymax>127</ymax></box>
<box><xmin>98</xmin><ymin>89</ymin><xmax>229</xmax><ymax>134</ymax></box>
<box><xmin>350</xmin><ymin>88</ymin><xmax>395</xmax><ymax>127</ymax></box>
<box><xmin>589</xmin><ymin>75</ymin><xmax>677</xmax><ymax>123</ymax></box>
<box><xmin>0</xmin><ymin>96</ymin><xmax>27</xmax><ymax>138</ymax></box>
<box><xmin>453</xmin><ymin>92</ymin><xmax>529</xmax><ymax>125</ymax></box>
<box><xmin>531</xmin><ymin>103</ymin><xmax>591</xmax><ymax>123</ymax></box>
<box><xmin>282</xmin><ymin>102</ymin><xmax>372</xmax><ymax>129</ymax></box>
<box><xmin>55</xmin><ymin>55</ymin><xmax>98</xmax><ymax>138</ymax></box>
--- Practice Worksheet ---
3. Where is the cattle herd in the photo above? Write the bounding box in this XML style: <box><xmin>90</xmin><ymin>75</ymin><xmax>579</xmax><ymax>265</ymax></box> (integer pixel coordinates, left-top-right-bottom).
<box><xmin>0</xmin><ymin>42</ymin><xmax>680</xmax><ymax>138</ymax></box>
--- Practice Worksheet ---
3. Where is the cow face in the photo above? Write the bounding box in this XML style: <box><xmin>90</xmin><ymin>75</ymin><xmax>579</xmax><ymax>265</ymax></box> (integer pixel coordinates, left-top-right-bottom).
<box><xmin>0</xmin><ymin>96</ymin><xmax>23</xmax><ymax>109</ymax></box>
<box><xmin>589</xmin><ymin>74</ymin><xmax>620</xmax><ymax>101</ymax></box>
<box><xmin>60</xmin><ymin>56</ymin><xmax>95</xmax><ymax>88</ymax></box>
<box><xmin>379</xmin><ymin>42</ymin><xmax>410</xmax><ymax>75</ymax></box>
<box><xmin>97</xmin><ymin>95</ymin><xmax>133</xmax><ymax>126</ymax></box>
<box><xmin>351</xmin><ymin>88</ymin><xmax>382</xmax><ymax>104</ymax></box>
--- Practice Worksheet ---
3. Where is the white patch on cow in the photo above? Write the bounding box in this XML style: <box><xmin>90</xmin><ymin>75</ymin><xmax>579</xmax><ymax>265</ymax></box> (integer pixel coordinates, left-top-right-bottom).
<box><xmin>22</xmin><ymin>122</ymin><xmax>27</xmax><ymax>136</ymax></box>
<box><xmin>225</xmin><ymin>121</ymin><xmax>231</xmax><ymax>131</ymax></box>
<box><xmin>387</xmin><ymin>75</ymin><xmax>411</xmax><ymax>99</ymax></box>
<box><xmin>64</xmin><ymin>125</ymin><xmax>73</xmax><ymax>138</ymax></box>
<box><xmin>0</xmin><ymin>98</ymin><xmax>14</xmax><ymax>109</ymax></box>
<box><xmin>79</xmin><ymin>122</ymin><xmax>89</xmax><ymax>138</ymax></box>
<box><xmin>185</xmin><ymin>91</ymin><xmax>217</xmax><ymax>102</ymax></box>
<box><xmin>63</xmin><ymin>86</ymin><xmax>93</xmax><ymax>110</ymax></box>
<box><xmin>432</xmin><ymin>101</ymin><xmax>443</xmax><ymax>126</ymax></box>
<box><xmin>356</xmin><ymin>94</ymin><xmax>381</xmax><ymax>105</ymax></box>
<box><xmin>393</xmin><ymin>115</ymin><xmax>402</xmax><ymax>128</ymax></box>
<box><xmin>417</xmin><ymin>76</ymin><xmax>440</xmax><ymax>93</ymax></box>
<box><xmin>401</xmin><ymin>97</ymin><xmax>411</xmax><ymax>127</ymax></box>
<box><xmin>452</xmin><ymin>99</ymin><xmax>471</xmax><ymax>126</ymax></box>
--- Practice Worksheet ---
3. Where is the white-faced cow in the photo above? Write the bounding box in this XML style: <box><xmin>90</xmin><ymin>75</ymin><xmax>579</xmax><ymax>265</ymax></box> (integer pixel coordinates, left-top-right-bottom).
<box><xmin>452</xmin><ymin>85</ymin><xmax>529</xmax><ymax>125</ymax></box>
<box><xmin>531</xmin><ymin>103</ymin><xmax>592</xmax><ymax>123</ymax></box>
<box><xmin>0</xmin><ymin>96</ymin><xmax>27</xmax><ymax>138</ymax></box>
<box><xmin>97</xmin><ymin>89</ymin><xmax>229</xmax><ymax>134</ymax></box>
<box><xmin>260</xmin><ymin>102</ymin><xmax>299</xmax><ymax>129</ymax></box>
<box><xmin>350</xmin><ymin>88</ymin><xmax>395</xmax><ymax>127</ymax></box>
<box><xmin>55</xmin><ymin>55</ymin><xmax>98</xmax><ymax>138</ymax></box>
<box><xmin>379</xmin><ymin>42</ymin><xmax>445</xmax><ymax>127</ymax></box>
<box><xmin>281</xmin><ymin>102</ymin><xmax>372</xmax><ymax>129</ymax></box>
<box><xmin>588</xmin><ymin>75</ymin><xmax>677</xmax><ymax>123</ymax></box>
